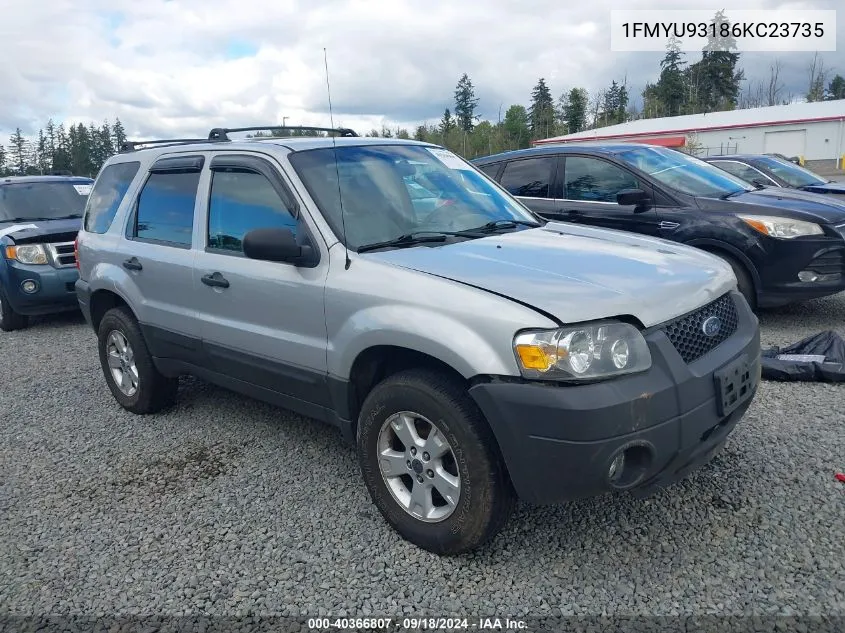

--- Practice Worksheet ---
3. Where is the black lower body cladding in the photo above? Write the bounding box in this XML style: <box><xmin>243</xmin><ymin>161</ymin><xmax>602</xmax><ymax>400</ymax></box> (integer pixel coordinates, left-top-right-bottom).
<box><xmin>468</xmin><ymin>291</ymin><xmax>761</xmax><ymax>505</ymax></box>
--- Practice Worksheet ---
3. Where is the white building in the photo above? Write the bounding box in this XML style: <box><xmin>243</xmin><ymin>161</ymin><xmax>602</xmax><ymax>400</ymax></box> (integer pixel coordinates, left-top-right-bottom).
<box><xmin>534</xmin><ymin>100</ymin><xmax>845</xmax><ymax>167</ymax></box>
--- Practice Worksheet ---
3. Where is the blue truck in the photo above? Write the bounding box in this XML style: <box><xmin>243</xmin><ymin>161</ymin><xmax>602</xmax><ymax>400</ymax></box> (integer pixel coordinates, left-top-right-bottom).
<box><xmin>0</xmin><ymin>175</ymin><xmax>93</xmax><ymax>331</ymax></box>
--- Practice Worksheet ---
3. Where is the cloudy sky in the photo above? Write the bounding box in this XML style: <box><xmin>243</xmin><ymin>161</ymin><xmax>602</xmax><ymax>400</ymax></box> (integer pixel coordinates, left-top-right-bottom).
<box><xmin>0</xmin><ymin>0</ymin><xmax>842</xmax><ymax>141</ymax></box>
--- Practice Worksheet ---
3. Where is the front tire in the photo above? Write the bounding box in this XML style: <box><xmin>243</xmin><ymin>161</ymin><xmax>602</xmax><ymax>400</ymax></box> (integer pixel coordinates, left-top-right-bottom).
<box><xmin>356</xmin><ymin>368</ymin><xmax>515</xmax><ymax>555</ymax></box>
<box><xmin>714</xmin><ymin>253</ymin><xmax>757</xmax><ymax>311</ymax></box>
<box><xmin>0</xmin><ymin>287</ymin><xmax>28</xmax><ymax>332</ymax></box>
<box><xmin>97</xmin><ymin>307</ymin><xmax>178</xmax><ymax>414</ymax></box>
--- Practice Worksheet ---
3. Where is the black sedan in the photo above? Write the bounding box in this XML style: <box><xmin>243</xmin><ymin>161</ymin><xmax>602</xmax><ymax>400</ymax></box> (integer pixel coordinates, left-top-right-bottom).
<box><xmin>703</xmin><ymin>154</ymin><xmax>845</xmax><ymax>197</ymax></box>
<box><xmin>472</xmin><ymin>144</ymin><xmax>845</xmax><ymax>310</ymax></box>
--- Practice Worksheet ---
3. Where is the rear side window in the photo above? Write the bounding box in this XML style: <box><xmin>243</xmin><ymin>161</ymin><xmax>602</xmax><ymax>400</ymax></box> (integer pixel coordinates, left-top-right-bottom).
<box><xmin>83</xmin><ymin>162</ymin><xmax>140</xmax><ymax>233</ymax></box>
<box><xmin>712</xmin><ymin>161</ymin><xmax>769</xmax><ymax>184</ymax></box>
<box><xmin>564</xmin><ymin>156</ymin><xmax>639</xmax><ymax>202</ymax></box>
<box><xmin>499</xmin><ymin>157</ymin><xmax>555</xmax><ymax>198</ymax></box>
<box><xmin>131</xmin><ymin>171</ymin><xmax>201</xmax><ymax>247</ymax></box>
<box><xmin>477</xmin><ymin>162</ymin><xmax>502</xmax><ymax>180</ymax></box>
<box><xmin>207</xmin><ymin>169</ymin><xmax>298</xmax><ymax>253</ymax></box>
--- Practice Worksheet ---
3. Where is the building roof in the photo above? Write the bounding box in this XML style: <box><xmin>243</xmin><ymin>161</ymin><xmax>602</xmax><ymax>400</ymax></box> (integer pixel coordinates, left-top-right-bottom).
<box><xmin>535</xmin><ymin>99</ymin><xmax>845</xmax><ymax>146</ymax></box>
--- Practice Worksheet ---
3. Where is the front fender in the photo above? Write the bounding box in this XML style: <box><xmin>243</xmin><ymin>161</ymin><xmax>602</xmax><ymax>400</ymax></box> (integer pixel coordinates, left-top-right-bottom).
<box><xmin>329</xmin><ymin>304</ymin><xmax>521</xmax><ymax>380</ymax></box>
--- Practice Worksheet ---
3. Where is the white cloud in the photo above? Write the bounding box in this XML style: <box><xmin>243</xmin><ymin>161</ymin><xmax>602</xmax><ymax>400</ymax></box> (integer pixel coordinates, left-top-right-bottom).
<box><xmin>0</xmin><ymin>0</ymin><xmax>842</xmax><ymax>140</ymax></box>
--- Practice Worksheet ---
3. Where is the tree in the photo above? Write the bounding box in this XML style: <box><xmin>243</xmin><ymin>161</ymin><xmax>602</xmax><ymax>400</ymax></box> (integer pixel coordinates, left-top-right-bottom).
<box><xmin>396</xmin><ymin>128</ymin><xmax>410</xmax><ymax>139</ymax></box>
<box><xmin>806</xmin><ymin>52</ymin><xmax>827</xmax><ymax>102</ymax></box>
<box><xmin>825</xmin><ymin>74</ymin><xmax>845</xmax><ymax>101</ymax></box>
<box><xmin>9</xmin><ymin>128</ymin><xmax>28</xmax><ymax>175</ymax></box>
<box><xmin>503</xmin><ymin>104</ymin><xmax>530</xmax><ymax>149</ymax></box>
<box><xmin>440</xmin><ymin>108</ymin><xmax>456</xmax><ymax>135</ymax></box>
<box><xmin>0</xmin><ymin>145</ymin><xmax>5</xmax><ymax>175</ymax></box>
<box><xmin>766</xmin><ymin>60</ymin><xmax>784</xmax><ymax>106</ymax></box>
<box><xmin>111</xmin><ymin>118</ymin><xmax>127</xmax><ymax>150</ymax></box>
<box><xmin>454</xmin><ymin>73</ymin><xmax>480</xmax><ymax>132</ymax></box>
<box><xmin>36</xmin><ymin>130</ymin><xmax>49</xmax><ymax>174</ymax></box>
<box><xmin>414</xmin><ymin>125</ymin><xmax>427</xmax><ymax>141</ymax></box>
<box><xmin>656</xmin><ymin>37</ymin><xmax>686</xmax><ymax>116</ymax></box>
<box><xmin>529</xmin><ymin>78</ymin><xmax>555</xmax><ymax>140</ymax></box>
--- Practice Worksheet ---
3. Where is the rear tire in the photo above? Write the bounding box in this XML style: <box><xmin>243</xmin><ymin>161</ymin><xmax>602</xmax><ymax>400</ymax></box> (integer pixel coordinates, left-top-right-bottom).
<box><xmin>0</xmin><ymin>288</ymin><xmax>29</xmax><ymax>332</ymax></box>
<box><xmin>713</xmin><ymin>253</ymin><xmax>757</xmax><ymax>311</ymax></box>
<box><xmin>97</xmin><ymin>306</ymin><xmax>178</xmax><ymax>414</ymax></box>
<box><xmin>356</xmin><ymin>368</ymin><xmax>515</xmax><ymax>555</ymax></box>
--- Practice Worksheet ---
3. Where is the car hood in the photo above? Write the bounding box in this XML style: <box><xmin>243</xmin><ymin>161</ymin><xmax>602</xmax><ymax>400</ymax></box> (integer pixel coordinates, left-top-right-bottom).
<box><xmin>708</xmin><ymin>188</ymin><xmax>845</xmax><ymax>223</ymax></box>
<box><xmin>800</xmin><ymin>181</ymin><xmax>845</xmax><ymax>196</ymax></box>
<box><xmin>366</xmin><ymin>223</ymin><xmax>736</xmax><ymax>328</ymax></box>
<box><xmin>0</xmin><ymin>218</ymin><xmax>82</xmax><ymax>243</ymax></box>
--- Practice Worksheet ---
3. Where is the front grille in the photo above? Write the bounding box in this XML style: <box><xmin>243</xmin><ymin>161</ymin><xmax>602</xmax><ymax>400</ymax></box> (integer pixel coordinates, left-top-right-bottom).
<box><xmin>46</xmin><ymin>242</ymin><xmax>76</xmax><ymax>268</ymax></box>
<box><xmin>660</xmin><ymin>293</ymin><xmax>739</xmax><ymax>364</ymax></box>
<box><xmin>805</xmin><ymin>248</ymin><xmax>845</xmax><ymax>276</ymax></box>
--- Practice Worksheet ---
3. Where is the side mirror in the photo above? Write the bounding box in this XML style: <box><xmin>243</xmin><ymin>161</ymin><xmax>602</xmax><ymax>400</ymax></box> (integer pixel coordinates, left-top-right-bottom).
<box><xmin>243</xmin><ymin>227</ymin><xmax>312</xmax><ymax>264</ymax></box>
<box><xmin>617</xmin><ymin>188</ymin><xmax>650</xmax><ymax>210</ymax></box>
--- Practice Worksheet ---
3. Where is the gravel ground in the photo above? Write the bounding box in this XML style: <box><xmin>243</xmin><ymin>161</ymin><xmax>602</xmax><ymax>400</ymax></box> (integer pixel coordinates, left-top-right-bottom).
<box><xmin>0</xmin><ymin>295</ymin><xmax>844</xmax><ymax>621</ymax></box>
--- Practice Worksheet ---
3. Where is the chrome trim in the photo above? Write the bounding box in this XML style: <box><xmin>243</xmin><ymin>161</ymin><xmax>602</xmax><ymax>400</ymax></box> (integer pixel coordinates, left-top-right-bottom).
<box><xmin>659</xmin><ymin>221</ymin><xmax>680</xmax><ymax>229</ymax></box>
<box><xmin>45</xmin><ymin>242</ymin><xmax>77</xmax><ymax>268</ymax></box>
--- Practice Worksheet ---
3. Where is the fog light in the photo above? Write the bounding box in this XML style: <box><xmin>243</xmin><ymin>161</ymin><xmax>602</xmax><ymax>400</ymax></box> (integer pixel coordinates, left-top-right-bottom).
<box><xmin>21</xmin><ymin>280</ymin><xmax>38</xmax><ymax>294</ymax></box>
<box><xmin>798</xmin><ymin>271</ymin><xmax>819</xmax><ymax>282</ymax></box>
<box><xmin>608</xmin><ymin>453</ymin><xmax>625</xmax><ymax>482</ymax></box>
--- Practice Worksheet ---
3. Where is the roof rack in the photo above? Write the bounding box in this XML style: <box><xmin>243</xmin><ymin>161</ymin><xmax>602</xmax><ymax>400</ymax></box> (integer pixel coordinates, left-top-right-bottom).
<box><xmin>119</xmin><ymin>138</ymin><xmax>217</xmax><ymax>153</ymax></box>
<box><xmin>207</xmin><ymin>125</ymin><xmax>359</xmax><ymax>141</ymax></box>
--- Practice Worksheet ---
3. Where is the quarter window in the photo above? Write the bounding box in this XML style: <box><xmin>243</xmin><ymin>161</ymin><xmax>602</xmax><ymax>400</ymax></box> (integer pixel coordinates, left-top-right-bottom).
<box><xmin>133</xmin><ymin>171</ymin><xmax>200</xmax><ymax>246</ymax></box>
<box><xmin>499</xmin><ymin>157</ymin><xmax>555</xmax><ymax>198</ymax></box>
<box><xmin>207</xmin><ymin>169</ymin><xmax>298</xmax><ymax>254</ymax></box>
<box><xmin>83</xmin><ymin>162</ymin><xmax>140</xmax><ymax>233</ymax></box>
<box><xmin>564</xmin><ymin>157</ymin><xmax>639</xmax><ymax>202</ymax></box>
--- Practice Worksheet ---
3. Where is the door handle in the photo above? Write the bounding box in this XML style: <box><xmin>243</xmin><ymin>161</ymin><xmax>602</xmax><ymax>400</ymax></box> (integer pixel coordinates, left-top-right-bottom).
<box><xmin>201</xmin><ymin>272</ymin><xmax>230</xmax><ymax>289</ymax></box>
<box><xmin>122</xmin><ymin>257</ymin><xmax>142</xmax><ymax>271</ymax></box>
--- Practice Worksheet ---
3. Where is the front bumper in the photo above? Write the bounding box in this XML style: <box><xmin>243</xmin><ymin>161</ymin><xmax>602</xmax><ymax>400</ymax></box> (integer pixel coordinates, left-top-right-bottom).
<box><xmin>468</xmin><ymin>291</ymin><xmax>761</xmax><ymax>505</ymax></box>
<box><xmin>1</xmin><ymin>261</ymin><xmax>80</xmax><ymax>316</ymax></box>
<box><xmin>755</xmin><ymin>234</ymin><xmax>845</xmax><ymax>307</ymax></box>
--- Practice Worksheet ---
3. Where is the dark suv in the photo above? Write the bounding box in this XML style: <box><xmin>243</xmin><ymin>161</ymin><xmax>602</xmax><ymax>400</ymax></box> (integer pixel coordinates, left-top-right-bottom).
<box><xmin>0</xmin><ymin>175</ymin><xmax>93</xmax><ymax>331</ymax></box>
<box><xmin>703</xmin><ymin>154</ymin><xmax>845</xmax><ymax>197</ymax></box>
<box><xmin>473</xmin><ymin>144</ymin><xmax>845</xmax><ymax>310</ymax></box>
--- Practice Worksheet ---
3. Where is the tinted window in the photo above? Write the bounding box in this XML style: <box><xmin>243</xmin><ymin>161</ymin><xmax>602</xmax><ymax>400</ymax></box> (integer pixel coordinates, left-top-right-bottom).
<box><xmin>564</xmin><ymin>157</ymin><xmax>639</xmax><ymax>202</ymax></box>
<box><xmin>208</xmin><ymin>169</ymin><xmax>297</xmax><ymax>253</ymax></box>
<box><xmin>133</xmin><ymin>171</ymin><xmax>200</xmax><ymax>246</ymax></box>
<box><xmin>477</xmin><ymin>162</ymin><xmax>502</xmax><ymax>179</ymax></box>
<box><xmin>0</xmin><ymin>180</ymin><xmax>92</xmax><ymax>223</ymax></box>
<box><xmin>710</xmin><ymin>161</ymin><xmax>769</xmax><ymax>184</ymax></box>
<box><xmin>499</xmin><ymin>157</ymin><xmax>555</xmax><ymax>198</ymax></box>
<box><xmin>84</xmin><ymin>162</ymin><xmax>140</xmax><ymax>233</ymax></box>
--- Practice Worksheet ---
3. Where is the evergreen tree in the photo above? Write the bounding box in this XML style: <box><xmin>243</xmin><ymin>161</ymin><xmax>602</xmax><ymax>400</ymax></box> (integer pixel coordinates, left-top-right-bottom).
<box><xmin>45</xmin><ymin>119</ymin><xmax>57</xmax><ymax>169</ymax></box>
<box><xmin>563</xmin><ymin>88</ymin><xmax>589</xmax><ymax>133</ymax></box>
<box><xmin>37</xmin><ymin>130</ymin><xmax>49</xmax><ymax>174</ymax></box>
<box><xmin>454</xmin><ymin>73</ymin><xmax>480</xmax><ymax>132</ymax></box>
<box><xmin>53</xmin><ymin>124</ymin><xmax>71</xmax><ymax>173</ymax></box>
<box><xmin>657</xmin><ymin>37</ymin><xmax>687</xmax><ymax>116</ymax></box>
<box><xmin>9</xmin><ymin>128</ymin><xmax>27</xmax><ymax>175</ymax></box>
<box><xmin>111</xmin><ymin>118</ymin><xmax>127</xmax><ymax>150</ymax></box>
<box><xmin>414</xmin><ymin>125</ymin><xmax>427</xmax><ymax>141</ymax></box>
<box><xmin>0</xmin><ymin>145</ymin><xmax>5</xmax><ymax>175</ymax></box>
<box><xmin>690</xmin><ymin>10</ymin><xmax>744</xmax><ymax>112</ymax></box>
<box><xmin>825</xmin><ymin>75</ymin><xmax>845</xmax><ymax>101</ymax></box>
<box><xmin>100</xmin><ymin>121</ymin><xmax>115</xmax><ymax>162</ymax></box>
<box><xmin>529</xmin><ymin>78</ymin><xmax>555</xmax><ymax>140</ymax></box>
<box><xmin>440</xmin><ymin>108</ymin><xmax>456</xmax><ymax>135</ymax></box>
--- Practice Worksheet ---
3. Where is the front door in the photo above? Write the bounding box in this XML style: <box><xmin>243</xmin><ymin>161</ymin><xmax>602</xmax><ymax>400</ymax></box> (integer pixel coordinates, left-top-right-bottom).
<box><xmin>192</xmin><ymin>152</ymin><xmax>331</xmax><ymax>409</ymax></box>
<box><xmin>552</xmin><ymin>155</ymin><xmax>663</xmax><ymax>236</ymax></box>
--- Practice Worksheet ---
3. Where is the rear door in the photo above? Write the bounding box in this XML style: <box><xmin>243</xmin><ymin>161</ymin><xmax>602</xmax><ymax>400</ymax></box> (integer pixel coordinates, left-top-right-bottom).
<box><xmin>192</xmin><ymin>152</ymin><xmax>331</xmax><ymax>409</ymax></box>
<box><xmin>496</xmin><ymin>155</ymin><xmax>559</xmax><ymax>216</ymax></box>
<box><xmin>119</xmin><ymin>154</ymin><xmax>204</xmax><ymax>362</ymax></box>
<box><xmin>552</xmin><ymin>154</ymin><xmax>663</xmax><ymax>236</ymax></box>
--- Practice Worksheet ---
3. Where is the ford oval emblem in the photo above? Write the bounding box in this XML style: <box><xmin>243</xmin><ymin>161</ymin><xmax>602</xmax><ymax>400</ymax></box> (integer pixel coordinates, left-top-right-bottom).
<box><xmin>702</xmin><ymin>316</ymin><xmax>722</xmax><ymax>337</ymax></box>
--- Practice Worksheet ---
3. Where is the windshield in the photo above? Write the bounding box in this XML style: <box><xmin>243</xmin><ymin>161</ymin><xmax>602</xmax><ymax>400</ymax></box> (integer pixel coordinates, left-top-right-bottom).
<box><xmin>755</xmin><ymin>156</ymin><xmax>827</xmax><ymax>188</ymax></box>
<box><xmin>617</xmin><ymin>146</ymin><xmax>753</xmax><ymax>198</ymax></box>
<box><xmin>289</xmin><ymin>144</ymin><xmax>538</xmax><ymax>250</ymax></box>
<box><xmin>0</xmin><ymin>181</ymin><xmax>91</xmax><ymax>222</ymax></box>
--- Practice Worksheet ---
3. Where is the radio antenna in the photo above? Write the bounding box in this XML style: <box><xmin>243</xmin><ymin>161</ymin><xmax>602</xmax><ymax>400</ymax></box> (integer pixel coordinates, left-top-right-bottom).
<box><xmin>324</xmin><ymin>47</ymin><xmax>351</xmax><ymax>270</ymax></box>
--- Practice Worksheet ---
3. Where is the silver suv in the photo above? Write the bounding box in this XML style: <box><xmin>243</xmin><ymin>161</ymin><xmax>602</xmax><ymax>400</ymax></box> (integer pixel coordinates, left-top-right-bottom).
<box><xmin>75</xmin><ymin>126</ymin><xmax>761</xmax><ymax>554</ymax></box>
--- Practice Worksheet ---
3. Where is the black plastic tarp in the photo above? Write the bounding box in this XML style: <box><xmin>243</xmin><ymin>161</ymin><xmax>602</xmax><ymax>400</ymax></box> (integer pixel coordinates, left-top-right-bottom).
<box><xmin>761</xmin><ymin>330</ymin><xmax>845</xmax><ymax>382</ymax></box>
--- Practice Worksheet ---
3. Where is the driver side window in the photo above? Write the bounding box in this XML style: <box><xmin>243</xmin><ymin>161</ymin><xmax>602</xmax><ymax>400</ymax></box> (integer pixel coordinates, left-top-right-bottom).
<box><xmin>564</xmin><ymin>156</ymin><xmax>639</xmax><ymax>202</ymax></box>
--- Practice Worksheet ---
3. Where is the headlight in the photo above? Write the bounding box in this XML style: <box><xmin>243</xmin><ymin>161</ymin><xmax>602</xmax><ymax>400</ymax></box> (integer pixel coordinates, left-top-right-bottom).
<box><xmin>737</xmin><ymin>214</ymin><xmax>823</xmax><ymax>239</ymax></box>
<box><xmin>5</xmin><ymin>244</ymin><xmax>48</xmax><ymax>265</ymax></box>
<box><xmin>513</xmin><ymin>321</ymin><xmax>652</xmax><ymax>381</ymax></box>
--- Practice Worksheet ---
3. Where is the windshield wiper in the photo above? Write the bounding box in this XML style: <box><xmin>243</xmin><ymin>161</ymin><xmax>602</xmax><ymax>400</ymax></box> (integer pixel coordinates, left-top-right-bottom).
<box><xmin>3</xmin><ymin>214</ymin><xmax>82</xmax><ymax>221</ymax></box>
<box><xmin>720</xmin><ymin>189</ymin><xmax>748</xmax><ymax>200</ymax></box>
<box><xmin>462</xmin><ymin>219</ymin><xmax>542</xmax><ymax>234</ymax></box>
<box><xmin>357</xmin><ymin>231</ymin><xmax>476</xmax><ymax>253</ymax></box>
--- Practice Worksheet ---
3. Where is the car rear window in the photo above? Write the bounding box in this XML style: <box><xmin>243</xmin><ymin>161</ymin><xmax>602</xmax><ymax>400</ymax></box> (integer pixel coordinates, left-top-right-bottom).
<box><xmin>0</xmin><ymin>181</ymin><xmax>92</xmax><ymax>222</ymax></box>
<box><xmin>83</xmin><ymin>162</ymin><xmax>141</xmax><ymax>233</ymax></box>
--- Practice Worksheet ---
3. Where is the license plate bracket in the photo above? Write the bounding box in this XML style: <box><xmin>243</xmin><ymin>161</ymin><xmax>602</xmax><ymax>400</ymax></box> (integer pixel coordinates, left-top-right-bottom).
<box><xmin>714</xmin><ymin>354</ymin><xmax>755</xmax><ymax>417</ymax></box>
